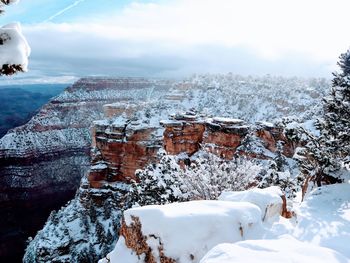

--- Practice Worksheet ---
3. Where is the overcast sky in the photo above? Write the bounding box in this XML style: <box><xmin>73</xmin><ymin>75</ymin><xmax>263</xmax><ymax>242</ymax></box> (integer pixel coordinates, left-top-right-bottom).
<box><xmin>1</xmin><ymin>0</ymin><xmax>350</xmax><ymax>84</ymax></box>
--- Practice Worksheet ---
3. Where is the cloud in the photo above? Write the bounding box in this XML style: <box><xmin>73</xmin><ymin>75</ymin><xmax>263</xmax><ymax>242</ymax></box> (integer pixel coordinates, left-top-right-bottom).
<box><xmin>4</xmin><ymin>0</ymin><xmax>350</xmax><ymax>83</ymax></box>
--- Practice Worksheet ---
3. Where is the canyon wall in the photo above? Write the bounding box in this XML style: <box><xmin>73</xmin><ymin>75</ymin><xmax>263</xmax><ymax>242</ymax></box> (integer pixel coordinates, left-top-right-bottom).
<box><xmin>0</xmin><ymin>78</ymin><xmax>171</xmax><ymax>262</ymax></box>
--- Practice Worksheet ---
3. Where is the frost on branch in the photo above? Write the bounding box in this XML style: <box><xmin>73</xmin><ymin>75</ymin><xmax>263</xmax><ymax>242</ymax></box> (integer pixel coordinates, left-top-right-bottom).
<box><xmin>127</xmin><ymin>151</ymin><xmax>264</xmax><ymax>206</ymax></box>
<box><xmin>0</xmin><ymin>22</ymin><xmax>30</xmax><ymax>75</ymax></box>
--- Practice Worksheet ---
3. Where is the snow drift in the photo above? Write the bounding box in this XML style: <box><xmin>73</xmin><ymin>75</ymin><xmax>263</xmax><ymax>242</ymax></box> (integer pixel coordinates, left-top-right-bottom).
<box><xmin>200</xmin><ymin>235</ymin><xmax>349</xmax><ymax>263</ymax></box>
<box><xmin>219</xmin><ymin>186</ymin><xmax>285</xmax><ymax>221</ymax></box>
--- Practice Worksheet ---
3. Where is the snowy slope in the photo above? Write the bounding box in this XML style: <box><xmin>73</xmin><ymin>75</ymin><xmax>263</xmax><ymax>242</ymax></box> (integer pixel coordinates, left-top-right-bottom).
<box><xmin>293</xmin><ymin>183</ymin><xmax>350</xmax><ymax>258</ymax></box>
<box><xmin>200</xmin><ymin>236</ymin><xmax>349</xmax><ymax>263</ymax></box>
<box><xmin>101</xmin><ymin>184</ymin><xmax>350</xmax><ymax>263</ymax></box>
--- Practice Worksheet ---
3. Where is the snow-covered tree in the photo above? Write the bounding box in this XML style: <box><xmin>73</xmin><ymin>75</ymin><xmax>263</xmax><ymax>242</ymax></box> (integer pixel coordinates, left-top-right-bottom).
<box><xmin>295</xmin><ymin>49</ymin><xmax>350</xmax><ymax>195</ymax></box>
<box><xmin>257</xmin><ymin>160</ymin><xmax>299</xmax><ymax>199</ymax></box>
<box><xmin>128</xmin><ymin>152</ymin><xmax>190</xmax><ymax>206</ymax></box>
<box><xmin>0</xmin><ymin>0</ymin><xmax>30</xmax><ymax>75</ymax></box>
<box><xmin>322</xmin><ymin>48</ymin><xmax>350</xmax><ymax>166</ymax></box>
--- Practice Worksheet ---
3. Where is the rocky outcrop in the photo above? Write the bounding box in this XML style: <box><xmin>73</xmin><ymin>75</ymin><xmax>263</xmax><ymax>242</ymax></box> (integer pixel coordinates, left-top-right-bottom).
<box><xmin>88</xmin><ymin>120</ymin><xmax>162</xmax><ymax>188</ymax></box>
<box><xmin>161</xmin><ymin>115</ymin><xmax>297</xmax><ymax>160</ymax></box>
<box><xmin>203</xmin><ymin>117</ymin><xmax>249</xmax><ymax>159</ymax></box>
<box><xmin>119</xmin><ymin>217</ymin><xmax>175</xmax><ymax>263</ymax></box>
<box><xmin>161</xmin><ymin>114</ymin><xmax>205</xmax><ymax>156</ymax></box>
<box><xmin>218</xmin><ymin>186</ymin><xmax>292</xmax><ymax>220</ymax></box>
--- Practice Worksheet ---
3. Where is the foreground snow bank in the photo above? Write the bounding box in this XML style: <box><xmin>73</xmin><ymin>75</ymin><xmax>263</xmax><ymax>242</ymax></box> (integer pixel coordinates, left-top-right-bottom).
<box><xmin>294</xmin><ymin>183</ymin><xmax>350</xmax><ymax>258</ymax></box>
<box><xmin>101</xmin><ymin>200</ymin><xmax>264</xmax><ymax>263</ymax></box>
<box><xmin>200</xmin><ymin>235</ymin><xmax>350</xmax><ymax>263</ymax></box>
<box><xmin>219</xmin><ymin>186</ymin><xmax>285</xmax><ymax>221</ymax></box>
<box><xmin>101</xmin><ymin>184</ymin><xmax>350</xmax><ymax>263</ymax></box>
<box><xmin>0</xmin><ymin>22</ymin><xmax>30</xmax><ymax>73</ymax></box>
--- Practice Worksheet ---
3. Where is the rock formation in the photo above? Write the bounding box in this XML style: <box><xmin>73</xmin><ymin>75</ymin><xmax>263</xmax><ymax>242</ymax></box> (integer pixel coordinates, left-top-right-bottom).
<box><xmin>88</xmin><ymin>120</ymin><xmax>162</xmax><ymax>188</ymax></box>
<box><xmin>160</xmin><ymin>114</ymin><xmax>297</xmax><ymax>160</ymax></box>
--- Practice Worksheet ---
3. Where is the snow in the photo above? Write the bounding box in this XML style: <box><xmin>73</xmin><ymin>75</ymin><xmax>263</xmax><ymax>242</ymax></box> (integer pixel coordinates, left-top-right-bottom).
<box><xmin>0</xmin><ymin>23</ymin><xmax>30</xmax><ymax>71</ymax></box>
<box><xmin>212</xmin><ymin>117</ymin><xmax>244</xmax><ymax>124</ymax></box>
<box><xmin>200</xmin><ymin>235</ymin><xmax>349</xmax><ymax>263</ymax></box>
<box><xmin>99</xmin><ymin>237</ymin><xmax>143</xmax><ymax>263</ymax></box>
<box><xmin>219</xmin><ymin>186</ymin><xmax>283</xmax><ymax>221</ymax></box>
<box><xmin>293</xmin><ymin>183</ymin><xmax>350</xmax><ymax>258</ymax></box>
<box><xmin>256</xmin><ymin>121</ymin><xmax>274</xmax><ymax>128</ymax></box>
<box><xmin>102</xmin><ymin>183</ymin><xmax>350</xmax><ymax>263</ymax></box>
<box><xmin>159</xmin><ymin>119</ymin><xmax>183</xmax><ymax>126</ymax></box>
<box><xmin>117</xmin><ymin>200</ymin><xmax>264</xmax><ymax>263</ymax></box>
<box><xmin>91</xmin><ymin>163</ymin><xmax>108</xmax><ymax>170</ymax></box>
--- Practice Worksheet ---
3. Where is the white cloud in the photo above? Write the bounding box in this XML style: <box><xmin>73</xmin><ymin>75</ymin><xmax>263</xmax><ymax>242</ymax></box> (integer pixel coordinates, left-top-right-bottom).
<box><xmin>7</xmin><ymin>0</ymin><xmax>350</xmax><ymax>82</ymax></box>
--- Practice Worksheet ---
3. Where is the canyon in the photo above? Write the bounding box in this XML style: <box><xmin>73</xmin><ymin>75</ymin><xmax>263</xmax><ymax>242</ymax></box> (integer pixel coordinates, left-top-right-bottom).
<box><xmin>0</xmin><ymin>75</ymin><xmax>328</xmax><ymax>262</ymax></box>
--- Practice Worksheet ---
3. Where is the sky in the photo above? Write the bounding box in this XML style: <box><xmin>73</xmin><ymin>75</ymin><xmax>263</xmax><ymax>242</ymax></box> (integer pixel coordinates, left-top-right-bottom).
<box><xmin>1</xmin><ymin>0</ymin><xmax>350</xmax><ymax>84</ymax></box>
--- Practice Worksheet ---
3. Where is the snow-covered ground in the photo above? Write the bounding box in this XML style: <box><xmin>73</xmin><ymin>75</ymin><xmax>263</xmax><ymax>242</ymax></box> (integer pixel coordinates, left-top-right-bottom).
<box><xmin>200</xmin><ymin>236</ymin><xmax>349</xmax><ymax>263</ymax></box>
<box><xmin>293</xmin><ymin>183</ymin><xmax>350</xmax><ymax>258</ymax></box>
<box><xmin>101</xmin><ymin>184</ymin><xmax>350</xmax><ymax>263</ymax></box>
<box><xmin>219</xmin><ymin>186</ymin><xmax>284</xmax><ymax>221</ymax></box>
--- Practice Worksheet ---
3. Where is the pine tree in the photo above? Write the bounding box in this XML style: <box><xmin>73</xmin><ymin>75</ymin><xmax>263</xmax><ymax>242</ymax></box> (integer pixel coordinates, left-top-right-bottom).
<box><xmin>323</xmin><ymin>49</ymin><xmax>350</xmax><ymax>165</ymax></box>
<box><xmin>295</xmin><ymin>49</ymin><xmax>350</xmax><ymax>194</ymax></box>
<box><xmin>128</xmin><ymin>155</ymin><xmax>190</xmax><ymax>206</ymax></box>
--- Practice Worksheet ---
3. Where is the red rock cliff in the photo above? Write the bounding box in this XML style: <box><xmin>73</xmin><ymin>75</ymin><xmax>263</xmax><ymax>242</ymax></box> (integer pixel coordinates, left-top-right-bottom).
<box><xmin>88</xmin><ymin>121</ymin><xmax>162</xmax><ymax>188</ymax></box>
<box><xmin>88</xmin><ymin>114</ymin><xmax>298</xmax><ymax>189</ymax></box>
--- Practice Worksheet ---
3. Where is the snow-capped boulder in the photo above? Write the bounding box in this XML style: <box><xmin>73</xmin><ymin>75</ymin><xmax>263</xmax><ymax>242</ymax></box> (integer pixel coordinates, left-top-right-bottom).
<box><xmin>101</xmin><ymin>200</ymin><xmax>264</xmax><ymax>263</ymax></box>
<box><xmin>219</xmin><ymin>186</ymin><xmax>289</xmax><ymax>220</ymax></box>
<box><xmin>200</xmin><ymin>235</ymin><xmax>349</xmax><ymax>263</ymax></box>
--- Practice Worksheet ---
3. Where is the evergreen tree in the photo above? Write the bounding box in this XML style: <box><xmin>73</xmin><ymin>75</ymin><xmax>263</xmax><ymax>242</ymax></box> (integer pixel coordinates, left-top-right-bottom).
<box><xmin>295</xmin><ymin>49</ymin><xmax>350</xmax><ymax>193</ymax></box>
<box><xmin>128</xmin><ymin>155</ymin><xmax>190</xmax><ymax>206</ymax></box>
<box><xmin>323</xmin><ymin>49</ymin><xmax>350</xmax><ymax>165</ymax></box>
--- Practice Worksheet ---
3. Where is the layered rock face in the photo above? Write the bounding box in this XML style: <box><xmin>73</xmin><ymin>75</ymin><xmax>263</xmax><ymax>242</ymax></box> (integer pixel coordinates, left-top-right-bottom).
<box><xmin>87</xmin><ymin>113</ymin><xmax>297</xmax><ymax>193</ymax></box>
<box><xmin>203</xmin><ymin>118</ymin><xmax>249</xmax><ymax>159</ymax></box>
<box><xmin>161</xmin><ymin>114</ymin><xmax>205</xmax><ymax>156</ymax></box>
<box><xmin>0</xmin><ymin>77</ymin><xmax>171</xmax><ymax>262</ymax></box>
<box><xmin>161</xmin><ymin>115</ymin><xmax>297</xmax><ymax>160</ymax></box>
<box><xmin>88</xmin><ymin>121</ymin><xmax>162</xmax><ymax>188</ymax></box>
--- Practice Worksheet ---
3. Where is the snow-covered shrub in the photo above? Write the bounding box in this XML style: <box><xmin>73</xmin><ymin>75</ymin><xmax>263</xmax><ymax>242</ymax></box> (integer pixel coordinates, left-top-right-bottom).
<box><xmin>128</xmin><ymin>151</ymin><xmax>264</xmax><ymax>206</ymax></box>
<box><xmin>183</xmin><ymin>153</ymin><xmax>262</xmax><ymax>200</ymax></box>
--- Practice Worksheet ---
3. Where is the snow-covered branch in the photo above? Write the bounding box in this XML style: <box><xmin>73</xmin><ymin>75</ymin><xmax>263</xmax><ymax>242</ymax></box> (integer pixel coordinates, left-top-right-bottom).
<box><xmin>0</xmin><ymin>1</ymin><xmax>30</xmax><ymax>76</ymax></box>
